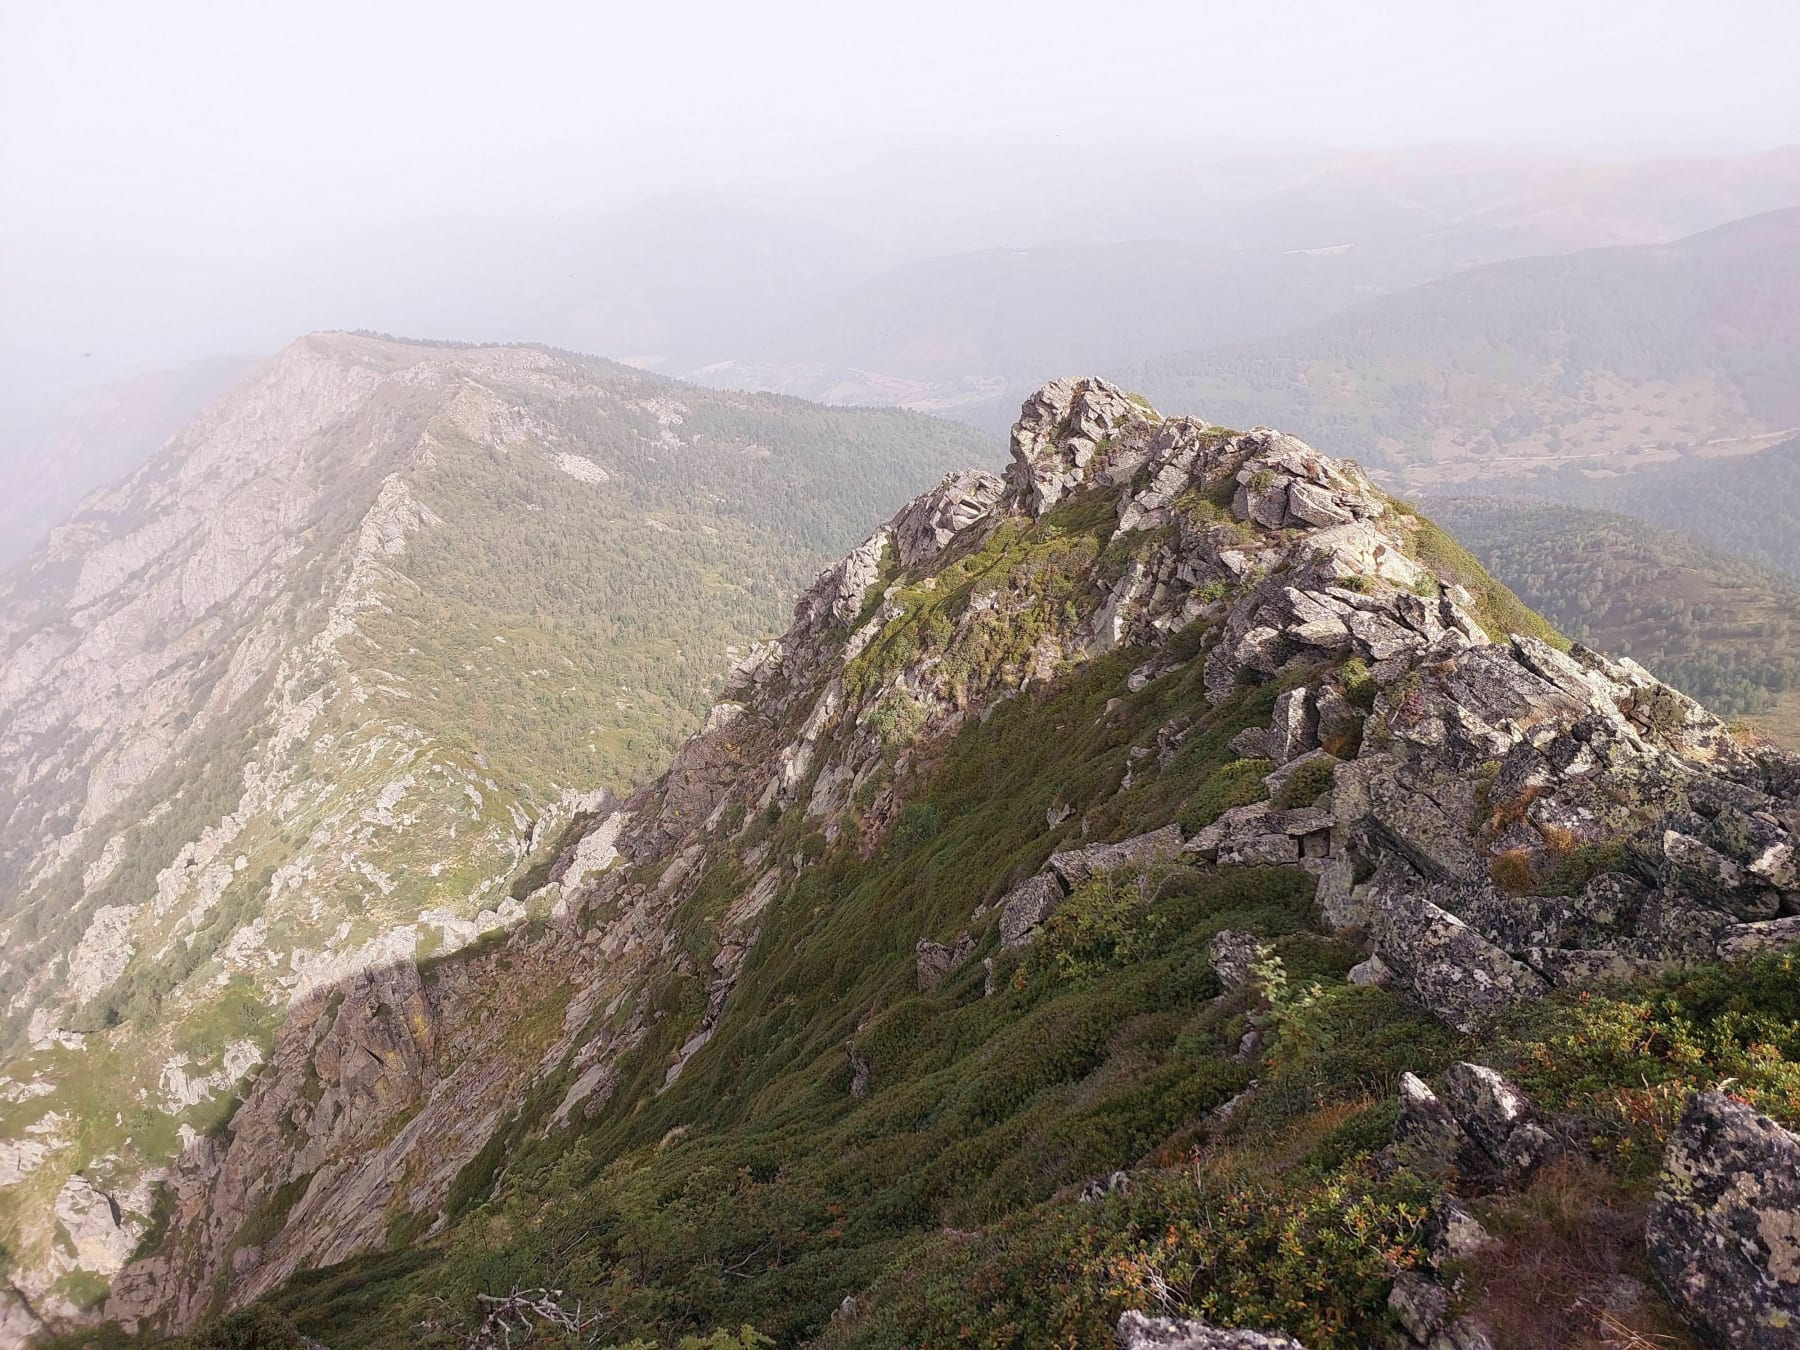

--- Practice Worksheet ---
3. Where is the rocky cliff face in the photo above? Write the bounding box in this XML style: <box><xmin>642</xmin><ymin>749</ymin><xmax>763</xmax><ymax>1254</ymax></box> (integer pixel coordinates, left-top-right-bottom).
<box><xmin>0</xmin><ymin>334</ymin><xmax>985</xmax><ymax>1341</ymax></box>
<box><xmin>86</xmin><ymin>379</ymin><xmax>1800</xmax><ymax>1348</ymax></box>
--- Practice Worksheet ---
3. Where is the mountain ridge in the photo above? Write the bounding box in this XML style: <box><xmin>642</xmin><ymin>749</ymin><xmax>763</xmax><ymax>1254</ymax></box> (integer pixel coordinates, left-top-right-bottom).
<box><xmin>0</xmin><ymin>333</ymin><xmax>989</xmax><ymax>1340</ymax></box>
<box><xmin>37</xmin><ymin>379</ymin><xmax>1800</xmax><ymax>1349</ymax></box>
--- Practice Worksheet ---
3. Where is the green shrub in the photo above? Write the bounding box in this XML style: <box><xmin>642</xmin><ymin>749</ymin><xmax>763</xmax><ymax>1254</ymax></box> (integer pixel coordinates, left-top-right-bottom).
<box><xmin>1028</xmin><ymin>873</ymin><xmax>1166</xmax><ymax>982</ymax></box>
<box><xmin>824</xmin><ymin>1164</ymin><xmax>1431</xmax><ymax>1349</ymax></box>
<box><xmin>1179</xmin><ymin>759</ymin><xmax>1273</xmax><ymax>833</ymax></box>
<box><xmin>1339</xmin><ymin>658</ymin><xmax>1376</xmax><ymax>710</ymax></box>
<box><xmin>891</xmin><ymin>802</ymin><xmax>941</xmax><ymax>853</ymax></box>
<box><xmin>1272</xmin><ymin>757</ymin><xmax>1335</xmax><ymax>811</ymax></box>
<box><xmin>186</xmin><ymin>1305</ymin><xmax>309</xmax><ymax>1350</ymax></box>
<box><xmin>1501</xmin><ymin>950</ymin><xmax>1800</xmax><ymax>1174</ymax></box>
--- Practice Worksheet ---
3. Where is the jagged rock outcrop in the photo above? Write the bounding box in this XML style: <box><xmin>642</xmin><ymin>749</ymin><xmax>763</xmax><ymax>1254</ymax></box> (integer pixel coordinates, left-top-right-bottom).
<box><xmin>1008</xmin><ymin>377</ymin><xmax>1143</xmax><ymax>515</ymax></box>
<box><xmin>892</xmin><ymin>470</ymin><xmax>1006</xmax><ymax>568</ymax></box>
<box><xmin>1389</xmin><ymin>1062</ymin><xmax>1562</xmax><ymax>1187</ymax></box>
<box><xmin>1648</xmin><ymin>1090</ymin><xmax>1800</xmax><ymax>1347</ymax></box>
<box><xmin>91</xmin><ymin>377</ymin><xmax>1800</xmax><ymax>1340</ymax></box>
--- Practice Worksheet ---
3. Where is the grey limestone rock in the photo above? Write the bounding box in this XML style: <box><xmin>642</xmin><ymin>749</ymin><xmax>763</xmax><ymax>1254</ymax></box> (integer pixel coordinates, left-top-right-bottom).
<box><xmin>916</xmin><ymin>932</ymin><xmax>977</xmax><ymax>991</ymax></box>
<box><xmin>1439</xmin><ymin>1061</ymin><xmax>1561</xmax><ymax>1182</ymax></box>
<box><xmin>1425</xmin><ymin>1195</ymin><xmax>1500</xmax><ymax>1269</ymax></box>
<box><xmin>1393</xmin><ymin>1071</ymin><xmax>1477</xmax><ymax>1178</ymax></box>
<box><xmin>847</xmin><ymin>1043</ymin><xmax>872</xmax><ymax>1100</ymax></box>
<box><xmin>1388</xmin><ymin>1270</ymin><xmax>1451</xmax><ymax>1342</ymax></box>
<box><xmin>1366</xmin><ymin>884</ymin><xmax>1549</xmax><ymax>1034</ymax></box>
<box><xmin>1267</xmin><ymin>687</ymin><xmax>1318</xmax><ymax>764</ymax></box>
<box><xmin>890</xmin><ymin>469</ymin><xmax>1005</xmax><ymax>568</ymax></box>
<box><xmin>1049</xmin><ymin>825</ymin><xmax>1184</xmax><ymax>891</ymax></box>
<box><xmin>1008</xmin><ymin>377</ymin><xmax>1144</xmax><ymax>516</ymax></box>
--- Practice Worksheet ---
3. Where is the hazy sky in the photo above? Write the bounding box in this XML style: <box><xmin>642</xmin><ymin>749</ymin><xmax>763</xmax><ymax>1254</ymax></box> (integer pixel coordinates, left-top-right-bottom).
<box><xmin>5</xmin><ymin>0</ymin><xmax>1800</xmax><ymax>390</ymax></box>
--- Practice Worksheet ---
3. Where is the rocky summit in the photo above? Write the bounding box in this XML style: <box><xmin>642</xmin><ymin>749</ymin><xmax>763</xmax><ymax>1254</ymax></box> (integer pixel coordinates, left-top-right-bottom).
<box><xmin>9</xmin><ymin>377</ymin><xmax>1800</xmax><ymax>1349</ymax></box>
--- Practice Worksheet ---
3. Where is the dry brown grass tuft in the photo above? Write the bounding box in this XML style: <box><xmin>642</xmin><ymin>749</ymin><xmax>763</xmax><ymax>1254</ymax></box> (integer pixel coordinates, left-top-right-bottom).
<box><xmin>1490</xmin><ymin>847</ymin><xmax>1537</xmax><ymax>893</ymax></box>
<box><xmin>1459</xmin><ymin>1158</ymin><xmax>1699</xmax><ymax>1349</ymax></box>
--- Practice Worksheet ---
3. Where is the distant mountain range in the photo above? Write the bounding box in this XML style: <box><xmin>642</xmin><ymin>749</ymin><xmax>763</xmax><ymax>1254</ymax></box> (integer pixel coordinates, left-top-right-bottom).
<box><xmin>686</xmin><ymin>148</ymin><xmax>1800</xmax><ymax>429</ymax></box>
<box><xmin>1139</xmin><ymin>208</ymin><xmax>1800</xmax><ymax>487</ymax></box>
<box><xmin>16</xmin><ymin>147</ymin><xmax>1800</xmax><ymax>528</ymax></box>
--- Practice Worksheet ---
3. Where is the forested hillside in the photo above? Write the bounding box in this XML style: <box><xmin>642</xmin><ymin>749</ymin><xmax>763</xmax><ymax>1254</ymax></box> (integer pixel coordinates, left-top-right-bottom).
<box><xmin>1514</xmin><ymin>433</ymin><xmax>1800</xmax><ymax>580</ymax></box>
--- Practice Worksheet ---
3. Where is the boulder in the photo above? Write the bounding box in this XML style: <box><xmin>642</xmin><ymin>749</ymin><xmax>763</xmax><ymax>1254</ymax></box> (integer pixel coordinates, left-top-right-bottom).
<box><xmin>1718</xmin><ymin>915</ymin><xmax>1800</xmax><ymax>958</ymax></box>
<box><xmin>1425</xmin><ymin>1195</ymin><xmax>1500</xmax><ymax>1269</ymax></box>
<box><xmin>1208</xmin><ymin>930</ymin><xmax>1263</xmax><ymax>991</ymax></box>
<box><xmin>1314</xmin><ymin>685</ymin><xmax>1364</xmax><ymax>756</ymax></box>
<box><xmin>1392</xmin><ymin>1071</ymin><xmax>1476</xmax><ymax>1178</ymax></box>
<box><xmin>1368</xmin><ymin>887</ymin><xmax>1549</xmax><ymax>1034</ymax></box>
<box><xmin>1647</xmin><ymin>1090</ymin><xmax>1800</xmax><ymax>1348</ymax></box>
<box><xmin>1663</xmin><ymin>830</ymin><xmax>1780</xmax><ymax>921</ymax></box>
<box><xmin>1078</xmin><ymin>1169</ymin><xmax>1131</xmax><ymax>1202</ymax></box>
<box><xmin>1267</xmin><ymin>687</ymin><xmax>1318</xmax><ymax>764</ymax></box>
<box><xmin>916</xmin><ymin>933</ymin><xmax>976</xmax><ymax>991</ymax></box>
<box><xmin>0</xmin><ymin>1288</ymin><xmax>44</xmax><ymax>1346</ymax></box>
<box><xmin>1117</xmin><ymin>1309</ymin><xmax>1307</xmax><ymax>1348</ymax></box>
<box><xmin>1286</xmin><ymin>479</ymin><xmax>1356</xmax><ymax>528</ymax></box>
<box><xmin>1525</xmin><ymin>946</ymin><xmax>1667</xmax><ymax>988</ymax></box>
<box><xmin>998</xmin><ymin>873</ymin><xmax>1068</xmax><ymax>949</ymax></box>
<box><xmin>846</xmin><ymin>1044</ymin><xmax>871</xmax><ymax>1100</ymax></box>
<box><xmin>1230</xmin><ymin>726</ymin><xmax>1271</xmax><ymax>758</ymax></box>
<box><xmin>1186</xmin><ymin>806</ymin><xmax>1324</xmax><ymax>867</ymax></box>
<box><xmin>1388</xmin><ymin>1270</ymin><xmax>1450</xmax><ymax>1341</ymax></box>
